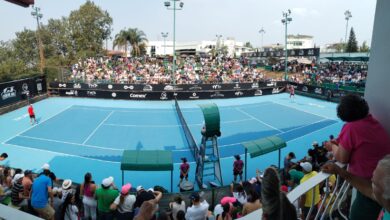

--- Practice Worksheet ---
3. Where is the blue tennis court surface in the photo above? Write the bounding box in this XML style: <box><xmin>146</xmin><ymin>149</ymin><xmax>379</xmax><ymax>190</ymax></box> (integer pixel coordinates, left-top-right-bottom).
<box><xmin>0</xmin><ymin>94</ymin><xmax>343</xmax><ymax>191</ymax></box>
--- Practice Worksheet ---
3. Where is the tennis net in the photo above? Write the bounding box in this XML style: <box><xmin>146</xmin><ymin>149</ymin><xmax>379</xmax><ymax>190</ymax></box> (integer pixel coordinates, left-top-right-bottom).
<box><xmin>174</xmin><ymin>98</ymin><xmax>199</xmax><ymax>160</ymax></box>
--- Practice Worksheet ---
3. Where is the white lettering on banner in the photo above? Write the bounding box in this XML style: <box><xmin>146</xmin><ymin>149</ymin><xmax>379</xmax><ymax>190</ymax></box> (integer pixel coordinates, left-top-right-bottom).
<box><xmin>251</xmin><ymin>83</ymin><xmax>259</xmax><ymax>89</ymax></box>
<box><xmin>266</xmin><ymin>82</ymin><xmax>276</xmax><ymax>87</ymax></box>
<box><xmin>235</xmin><ymin>91</ymin><xmax>243</xmax><ymax>96</ymax></box>
<box><xmin>160</xmin><ymin>92</ymin><xmax>168</xmax><ymax>100</ymax></box>
<box><xmin>189</xmin><ymin>86</ymin><xmax>202</xmax><ymax>90</ymax></box>
<box><xmin>108</xmin><ymin>84</ymin><xmax>113</xmax><ymax>89</ymax></box>
<box><xmin>73</xmin><ymin>83</ymin><xmax>81</xmax><ymax>89</ymax></box>
<box><xmin>58</xmin><ymin>83</ymin><xmax>67</xmax><ymax>88</ymax></box>
<box><xmin>164</xmin><ymin>85</ymin><xmax>174</xmax><ymax>91</ymax></box>
<box><xmin>65</xmin><ymin>90</ymin><xmax>78</xmax><ymax>96</ymax></box>
<box><xmin>315</xmin><ymin>88</ymin><xmax>323</xmax><ymax>94</ymax></box>
<box><xmin>302</xmin><ymin>86</ymin><xmax>308</xmax><ymax>92</ymax></box>
<box><xmin>87</xmin><ymin>91</ymin><xmax>96</xmax><ymax>96</ymax></box>
<box><xmin>21</xmin><ymin>83</ymin><xmax>29</xmax><ymax>94</ymax></box>
<box><xmin>272</xmin><ymin>88</ymin><xmax>280</xmax><ymax>94</ymax></box>
<box><xmin>211</xmin><ymin>92</ymin><xmax>224</xmax><ymax>98</ymax></box>
<box><xmin>212</xmin><ymin>84</ymin><xmax>221</xmax><ymax>90</ymax></box>
<box><xmin>88</xmin><ymin>83</ymin><xmax>98</xmax><ymax>88</ymax></box>
<box><xmin>111</xmin><ymin>92</ymin><xmax>117</xmax><ymax>98</ymax></box>
<box><xmin>173</xmin><ymin>92</ymin><xmax>178</xmax><ymax>97</ymax></box>
<box><xmin>129</xmin><ymin>93</ymin><xmax>147</xmax><ymax>99</ymax></box>
<box><xmin>124</xmin><ymin>85</ymin><xmax>134</xmax><ymax>90</ymax></box>
<box><xmin>234</xmin><ymin>83</ymin><xmax>241</xmax><ymax>89</ymax></box>
<box><xmin>37</xmin><ymin>83</ymin><xmax>42</xmax><ymax>91</ymax></box>
<box><xmin>1</xmin><ymin>86</ymin><xmax>17</xmax><ymax>100</ymax></box>
<box><xmin>189</xmin><ymin>92</ymin><xmax>199</xmax><ymax>99</ymax></box>
<box><xmin>254</xmin><ymin>90</ymin><xmax>263</xmax><ymax>96</ymax></box>
<box><xmin>143</xmin><ymin>85</ymin><xmax>153</xmax><ymax>91</ymax></box>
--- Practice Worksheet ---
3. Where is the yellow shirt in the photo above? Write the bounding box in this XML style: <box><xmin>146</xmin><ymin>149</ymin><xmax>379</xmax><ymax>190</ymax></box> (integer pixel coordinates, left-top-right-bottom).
<box><xmin>300</xmin><ymin>171</ymin><xmax>321</xmax><ymax>207</ymax></box>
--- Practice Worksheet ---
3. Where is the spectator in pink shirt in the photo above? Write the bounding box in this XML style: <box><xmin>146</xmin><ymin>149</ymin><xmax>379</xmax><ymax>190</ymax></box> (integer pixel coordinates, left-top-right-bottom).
<box><xmin>325</xmin><ymin>94</ymin><xmax>390</xmax><ymax>220</ymax></box>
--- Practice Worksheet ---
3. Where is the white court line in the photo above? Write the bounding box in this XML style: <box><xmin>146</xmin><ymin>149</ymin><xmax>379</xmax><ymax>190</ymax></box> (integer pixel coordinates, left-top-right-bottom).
<box><xmin>71</xmin><ymin>106</ymin><xmax>200</xmax><ymax>114</ymax></box>
<box><xmin>271</xmin><ymin>101</ymin><xmax>335</xmax><ymax>120</ymax></box>
<box><xmin>82</xmin><ymin>111</ymin><xmax>114</xmax><ymax>145</ymax></box>
<box><xmin>173</xmin><ymin>118</ymin><xmax>333</xmax><ymax>151</ymax></box>
<box><xmin>286</xmin><ymin>122</ymin><xmax>339</xmax><ymax>143</ymax></box>
<box><xmin>2</xmin><ymin>142</ymin><xmax>120</xmax><ymax>164</ymax></box>
<box><xmin>103</xmin><ymin>118</ymin><xmax>254</xmax><ymax>128</ymax></box>
<box><xmin>18</xmin><ymin>135</ymin><xmax>124</xmax><ymax>151</ymax></box>
<box><xmin>2</xmin><ymin>105</ymin><xmax>75</xmax><ymax>144</ymax></box>
<box><xmin>235</xmin><ymin>107</ymin><xmax>284</xmax><ymax>132</ymax></box>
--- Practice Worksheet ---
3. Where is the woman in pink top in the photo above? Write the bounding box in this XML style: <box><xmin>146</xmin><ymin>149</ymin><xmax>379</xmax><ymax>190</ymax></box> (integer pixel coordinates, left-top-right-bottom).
<box><xmin>80</xmin><ymin>172</ymin><xmax>97</xmax><ymax>220</ymax></box>
<box><xmin>325</xmin><ymin>94</ymin><xmax>390</xmax><ymax>220</ymax></box>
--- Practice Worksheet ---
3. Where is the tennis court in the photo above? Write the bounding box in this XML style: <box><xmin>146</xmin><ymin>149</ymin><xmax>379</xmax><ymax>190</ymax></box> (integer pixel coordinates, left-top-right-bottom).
<box><xmin>0</xmin><ymin>94</ymin><xmax>343</xmax><ymax>191</ymax></box>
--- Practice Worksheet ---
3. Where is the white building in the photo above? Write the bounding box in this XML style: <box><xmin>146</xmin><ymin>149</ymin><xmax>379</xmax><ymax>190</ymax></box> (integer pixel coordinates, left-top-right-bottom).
<box><xmin>145</xmin><ymin>38</ymin><xmax>251</xmax><ymax>57</ymax></box>
<box><xmin>286</xmin><ymin>34</ymin><xmax>314</xmax><ymax>49</ymax></box>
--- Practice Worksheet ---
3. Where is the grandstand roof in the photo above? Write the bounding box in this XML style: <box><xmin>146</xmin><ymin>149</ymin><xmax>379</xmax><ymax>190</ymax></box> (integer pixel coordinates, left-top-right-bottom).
<box><xmin>242</xmin><ymin>136</ymin><xmax>286</xmax><ymax>158</ymax></box>
<box><xmin>121</xmin><ymin>150</ymin><xmax>173</xmax><ymax>171</ymax></box>
<box><xmin>324</xmin><ymin>56</ymin><xmax>369</xmax><ymax>62</ymax></box>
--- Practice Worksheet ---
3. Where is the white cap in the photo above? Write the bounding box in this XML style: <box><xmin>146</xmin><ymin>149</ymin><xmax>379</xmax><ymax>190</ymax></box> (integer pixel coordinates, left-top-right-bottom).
<box><xmin>300</xmin><ymin>162</ymin><xmax>313</xmax><ymax>172</ymax></box>
<box><xmin>12</xmin><ymin>173</ymin><xmax>24</xmax><ymax>183</ymax></box>
<box><xmin>62</xmin><ymin>179</ymin><xmax>72</xmax><ymax>190</ymax></box>
<box><xmin>102</xmin><ymin>176</ymin><xmax>114</xmax><ymax>187</ymax></box>
<box><xmin>42</xmin><ymin>163</ymin><xmax>50</xmax><ymax>170</ymax></box>
<box><xmin>147</xmin><ymin>188</ymin><xmax>154</xmax><ymax>192</ymax></box>
<box><xmin>312</xmin><ymin>141</ymin><xmax>319</xmax><ymax>146</ymax></box>
<box><xmin>136</xmin><ymin>185</ymin><xmax>144</xmax><ymax>192</ymax></box>
<box><xmin>249</xmin><ymin>177</ymin><xmax>257</xmax><ymax>184</ymax></box>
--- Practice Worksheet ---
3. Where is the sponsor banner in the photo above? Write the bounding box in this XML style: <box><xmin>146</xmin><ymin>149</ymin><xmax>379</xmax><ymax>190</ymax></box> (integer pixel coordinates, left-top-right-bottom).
<box><xmin>0</xmin><ymin>76</ymin><xmax>46</xmax><ymax>107</ymax></box>
<box><xmin>54</xmin><ymin>87</ymin><xmax>277</xmax><ymax>100</ymax></box>
<box><xmin>50</xmin><ymin>82</ymin><xmax>262</xmax><ymax>92</ymax></box>
<box><xmin>243</xmin><ymin>48</ymin><xmax>320</xmax><ymax>58</ymax></box>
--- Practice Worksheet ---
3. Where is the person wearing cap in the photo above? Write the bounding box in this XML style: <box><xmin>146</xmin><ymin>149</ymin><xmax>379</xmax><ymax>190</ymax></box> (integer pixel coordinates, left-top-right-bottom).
<box><xmin>11</xmin><ymin>173</ymin><xmax>29</xmax><ymax>208</ymax></box>
<box><xmin>233</xmin><ymin>155</ymin><xmax>243</xmax><ymax>182</ymax></box>
<box><xmin>134</xmin><ymin>186</ymin><xmax>162</xmax><ymax>211</ymax></box>
<box><xmin>95</xmin><ymin>176</ymin><xmax>118</xmax><ymax>220</ymax></box>
<box><xmin>284</xmin><ymin>152</ymin><xmax>296</xmax><ymax>174</ymax></box>
<box><xmin>80</xmin><ymin>172</ymin><xmax>97</xmax><ymax>220</ymax></box>
<box><xmin>22</xmin><ymin>170</ymin><xmax>33</xmax><ymax>198</ymax></box>
<box><xmin>110</xmin><ymin>183</ymin><xmax>136</xmax><ymax>220</ymax></box>
<box><xmin>179</xmin><ymin>157</ymin><xmax>190</xmax><ymax>185</ymax></box>
<box><xmin>299</xmin><ymin>162</ymin><xmax>320</xmax><ymax>220</ymax></box>
<box><xmin>185</xmin><ymin>192</ymin><xmax>209</xmax><ymax>220</ymax></box>
<box><xmin>324</xmin><ymin>94</ymin><xmax>390</xmax><ymax>220</ymax></box>
<box><xmin>61</xmin><ymin>179</ymin><xmax>73</xmax><ymax>203</ymax></box>
<box><xmin>31</xmin><ymin>164</ymin><xmax>55</xmax><ymax>220</ymax></box>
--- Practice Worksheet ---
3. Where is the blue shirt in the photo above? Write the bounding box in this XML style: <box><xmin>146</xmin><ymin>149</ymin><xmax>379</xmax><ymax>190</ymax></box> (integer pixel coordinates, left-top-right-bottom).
<box><xmin>31</xmin><ymin>175</ymin><xmax>52</xmax><ymax>208</ymax></box>
<box><xmin>384</xmin><ymin>209</ymin><xmax>390</xmax><ymax>220</ymax></box>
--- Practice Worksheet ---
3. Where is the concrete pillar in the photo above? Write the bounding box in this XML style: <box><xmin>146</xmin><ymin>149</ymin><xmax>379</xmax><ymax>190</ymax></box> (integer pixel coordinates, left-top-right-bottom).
<box><xmin>365</xmin><ymin>0</ymin><xmax>390</xmax><ymax>134</ymax></box>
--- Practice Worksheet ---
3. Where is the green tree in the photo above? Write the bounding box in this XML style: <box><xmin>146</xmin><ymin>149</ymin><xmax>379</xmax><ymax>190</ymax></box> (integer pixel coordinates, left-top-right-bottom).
<box><xmin>359</xmin><ymin>41</ymin><xmax>370</xmax><ymax>52</ymax></box>
<box><xmin>346</xmin><ymin>27</ymin><xmax>358</xmax><ymax>52</ymax></box>
<box><xmin>113</xmin><ymin>29</ymin><xmax>130</xmax><ymax>56</ymax></box>
<box><xmin>244</xmin><ymin>42</ymin><xmax>253</xmax><ymax>48</ymax></box>
<box><xmin>128</xmin><ymin>28</ymin><xmax>148</xmax><ymax>57</ymax></box>
<box><xmin>68</xmin><ymin>0</ymin><xmax>113</xmax><ymax>56</ymax></box>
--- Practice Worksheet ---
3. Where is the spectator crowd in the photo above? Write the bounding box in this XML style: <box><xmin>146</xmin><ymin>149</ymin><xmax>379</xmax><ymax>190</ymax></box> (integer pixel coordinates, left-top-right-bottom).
<box><xmin>1</xmin><ymin>94</ymin><xmax>389</xmax><ymax>220</ymax></box>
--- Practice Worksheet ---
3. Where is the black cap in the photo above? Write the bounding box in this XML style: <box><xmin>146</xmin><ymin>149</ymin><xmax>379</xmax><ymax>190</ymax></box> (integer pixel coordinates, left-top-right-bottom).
<box><xmin>190</xmin><ymin>192</ymin><xmax>200</xmax><ymax>200</ymax></box>
<box><xmin>234</xmin><ymin>155</ymin><xmax>240</xmax><ymax>160</ymax></box>
<box><xmin>181</xmin><ymin>157</ymin><xmax>187</xmax><ymax>162</ymax></box>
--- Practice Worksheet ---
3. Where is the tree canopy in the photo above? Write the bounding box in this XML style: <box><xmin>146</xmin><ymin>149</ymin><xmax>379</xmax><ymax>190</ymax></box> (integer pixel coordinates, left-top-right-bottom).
<box><xmin>346</xmin><ymin>27</ymin><xmax>358</xmax><ymax>53</ymax></box>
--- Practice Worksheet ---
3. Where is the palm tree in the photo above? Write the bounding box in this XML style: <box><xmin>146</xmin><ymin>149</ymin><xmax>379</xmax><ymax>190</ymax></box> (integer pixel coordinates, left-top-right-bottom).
<box><xmin>113</xmin><ymin>29</ymin><xmax>129</xmax><ymax>57</ymax></box>
<box><xmin>128</xmin><ymin>28</ymin><xmax>148</xmax><ymax>57</ymax></box>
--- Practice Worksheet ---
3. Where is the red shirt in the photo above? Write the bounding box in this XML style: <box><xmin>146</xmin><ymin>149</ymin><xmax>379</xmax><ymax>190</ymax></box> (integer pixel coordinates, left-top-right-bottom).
<box><xmin>337</xmin><ymin>114</ymin><xmax>390</xmax><ymax>179</ymax></box>
<box><xmin>28</xmin><ymin>106</ymin><xmax>34</xmax><ymax>116</ymax></box>
<box><xmin>233</xmin><ymin>160</ymin><xmax>243</xmax><ymax>172</ymax></box>
<box><xmin>180</xmin><ymin>163</ymin><xmax>189</xmax><ymax>173</ymax></box>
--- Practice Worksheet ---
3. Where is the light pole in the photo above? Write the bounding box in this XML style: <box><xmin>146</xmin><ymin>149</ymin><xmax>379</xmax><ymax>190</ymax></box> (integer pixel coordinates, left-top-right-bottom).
<box><xmin>164</xmin><ymin>0</ymin><xmax>184</xmax><ymax>85</ymax></box>
<box><xmin>31</xmin><ymin>6</ymin><xmax>45</xmax><ymax>74</ymax></box>
<box><xmin>281</xmin><ymin>10</ymin><xmax>292</xmax><ymax>81</ymax></box>
<box><xmin>344</xmin><ymin>10</ymin><xmax>352</xmax><ymax>44</ymax></box>
<box><xmin>161</xmin><ymin>32</ymin><xmax>169</xmax><ymax>55</ymax></box>
<box><xmin>259</xmin><ymin>27</ymin><xmax>266</xmax><ymax>50</ymax></box>
<box><xmin>215</xmin><ymin>34</ymin><xmax>222</xmax><ymax>56</ymax></box>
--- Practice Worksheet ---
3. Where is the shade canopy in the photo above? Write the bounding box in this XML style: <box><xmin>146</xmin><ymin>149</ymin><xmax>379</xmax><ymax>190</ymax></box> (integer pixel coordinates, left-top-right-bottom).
<box><xmin>324</xmin><ymin>56</ymin><xmax>369</xmax><ymax>62</ymax></box>
<box><xmin>121</xmin><ymin>150</ymin><xmax>173</xmax><ymax>171</ymax></box>
<box><xmin>242</xmin><ymin>136</ymin><xmax>287</xmax><ymax>158</ymax></box>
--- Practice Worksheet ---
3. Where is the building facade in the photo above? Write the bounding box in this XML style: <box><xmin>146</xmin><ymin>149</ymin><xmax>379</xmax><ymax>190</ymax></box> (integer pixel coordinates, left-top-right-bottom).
<box><xmin>287</xmin><ymin>34</ymin><xmax>314</xmax><ymax>49</ymax></box>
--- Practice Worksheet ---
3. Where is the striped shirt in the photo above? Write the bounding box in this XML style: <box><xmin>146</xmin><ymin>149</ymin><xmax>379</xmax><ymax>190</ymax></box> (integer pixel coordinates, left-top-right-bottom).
<box><xmin>11</xmin><ymin>182</ymin><xmax>24</xmax><ymax>205</ymax></box>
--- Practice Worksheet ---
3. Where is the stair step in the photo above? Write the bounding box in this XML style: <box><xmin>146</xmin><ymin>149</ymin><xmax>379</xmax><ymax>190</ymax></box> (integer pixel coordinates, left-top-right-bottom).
<box><xmin>203</xmin><ymin>173</ymin><xmax>214</xmax><ymax>177</ymax></box>
<box><xmin>203</xmin><ymin>167</ymin><xmax>214</xmax><ymax>171</ymax></box>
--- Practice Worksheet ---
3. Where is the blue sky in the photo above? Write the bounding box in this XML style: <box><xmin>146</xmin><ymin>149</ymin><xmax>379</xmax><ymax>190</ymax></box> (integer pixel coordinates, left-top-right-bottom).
<box><xmin>0</xmin><ymin>0</ymin><xmax>376</xmax><ymax>48</ymax></box>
